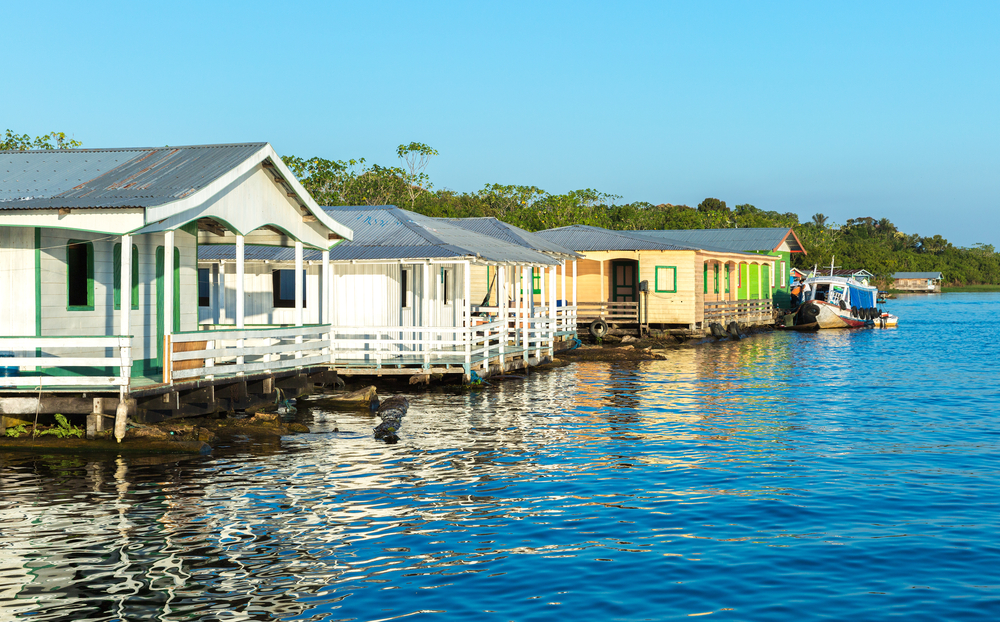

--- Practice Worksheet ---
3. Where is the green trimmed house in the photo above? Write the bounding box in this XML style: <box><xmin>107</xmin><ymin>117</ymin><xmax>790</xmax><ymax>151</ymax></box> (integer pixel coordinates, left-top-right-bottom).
<box><xmin>637</xmin><ymin>228</ymin><xmax>807</xmax><ymax>309</ymax></box>
<box><xmin>0</xmin><ymin>143</ymin><xmax>352</xmax><ymax>426</ymax></box>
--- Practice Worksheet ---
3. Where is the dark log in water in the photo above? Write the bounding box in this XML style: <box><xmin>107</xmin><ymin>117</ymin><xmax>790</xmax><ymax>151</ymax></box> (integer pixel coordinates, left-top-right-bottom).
<box><xmin>373</xmin><ymin>396</ymin><xmax>409</xmax><ymax>443</ymax></box>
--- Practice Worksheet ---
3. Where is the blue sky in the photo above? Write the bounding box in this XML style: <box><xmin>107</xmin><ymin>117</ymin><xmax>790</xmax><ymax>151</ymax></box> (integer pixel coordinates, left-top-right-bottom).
<box><xmin>5</xmin><ymin>1</ymin><xmax>998</xmax><ymax>247</ymax></box>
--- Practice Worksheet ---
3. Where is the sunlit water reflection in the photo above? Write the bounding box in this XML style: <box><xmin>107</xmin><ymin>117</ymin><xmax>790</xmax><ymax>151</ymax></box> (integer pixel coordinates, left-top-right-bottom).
<box><xmin>2</xmin><ymin>294</ymin><xmax>999</xmax><ymax>620</ymax></box>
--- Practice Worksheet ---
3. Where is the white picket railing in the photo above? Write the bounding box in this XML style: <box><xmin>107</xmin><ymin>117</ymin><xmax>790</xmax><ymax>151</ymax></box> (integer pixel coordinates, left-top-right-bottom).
<box><xmin>168</xmin><ymin>324</ymin><xmax>331</xmax><ymax>381</ymax></box>
<box><xmin>0</xmin><ymin>336</ymin><xmax>131</xmax><ymax>388</ymax></box>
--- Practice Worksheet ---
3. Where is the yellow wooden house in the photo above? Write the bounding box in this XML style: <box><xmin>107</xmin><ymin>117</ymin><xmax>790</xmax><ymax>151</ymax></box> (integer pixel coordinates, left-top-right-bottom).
<box><xmin>536</xmin><ymin>226</ymin><xmax>778</xmax><ymax>334</ymax></box>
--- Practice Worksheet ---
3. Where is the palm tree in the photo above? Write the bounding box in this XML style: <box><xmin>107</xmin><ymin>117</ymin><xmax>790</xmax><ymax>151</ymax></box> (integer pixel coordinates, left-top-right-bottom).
<box><xmin>811</xmin><ymin>213</ymin><xmax>828</xmax><ymax>228</ymax></box>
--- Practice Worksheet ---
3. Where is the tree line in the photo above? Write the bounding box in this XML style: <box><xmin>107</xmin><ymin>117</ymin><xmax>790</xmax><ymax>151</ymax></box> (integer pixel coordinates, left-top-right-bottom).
<box><xmin>5</xmin><ymin>130</ymin><xmax>997</xmax><ymax>286</ymax></box>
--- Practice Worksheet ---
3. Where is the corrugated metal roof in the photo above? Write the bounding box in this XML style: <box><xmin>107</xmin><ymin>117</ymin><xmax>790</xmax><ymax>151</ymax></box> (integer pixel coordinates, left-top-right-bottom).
<box><xmin>441</xmin><ymin>217</ymin><xmax>582</xmax><ymax>258</ymax></box>
<box><xmin>892</xmin><ymin>272</ymin><xmax>943</xmax><ymax>279</ymax></box>
<box><xmin>322</xmin><ymin>207</ymin><xmax>558</xmax><ymax>264</ymax></box>
<box><xmin>636</xmin><ymin>228</ymin><xmax>805</xmax><ymax>253</ymax></box>
<box><xmin>198</xmin><ymin>206</ymin><xmax>557</xmax><ymax>264</ymax></box>
<box><xmin>536</xmin><ymin>225</ymin><xmax>761</xmax><ymax>257</ymax></box>
<box><xmin>0</xmin><ymin>143</ymin><xmax>266</xmax><ymax>209</ymax></box>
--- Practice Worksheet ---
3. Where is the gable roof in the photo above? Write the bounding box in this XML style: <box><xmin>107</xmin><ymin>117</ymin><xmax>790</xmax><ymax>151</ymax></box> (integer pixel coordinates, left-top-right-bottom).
<box><xmin>636</xmin><ymin>227</ymin><xmax>806</xmax><ymax>253</ymax></box>
<box><xmin>537</xmin><ymin>225</ymin><xmax>764</xmax><ymax>258</ymax></box>
<box><xmin>320</xmin><ymin>206</ymin><xmax>559</xmax><ymax>265</ymax></box>
<box><xmin>1</xmin><ymin>143</ymin><xmax>267</xmax><ymax>209</ymax></box>
<box><xmin>441</xmin><ymin>217</ymin><xmax>582</xmax><ymax>258</ymax></box>
<box><xmin>0</xmin><ymin>142</ymin><xmax>353</xmax><ymax>245</ymax></box>
<box><xmin>892</xmin><ymin>272</ymin><xmax>943</xmax><ymax>280</ymax></box>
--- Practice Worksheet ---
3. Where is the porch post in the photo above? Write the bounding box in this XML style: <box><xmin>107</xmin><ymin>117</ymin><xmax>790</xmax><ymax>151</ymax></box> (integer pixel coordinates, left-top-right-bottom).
<box><xmin>217</xmin><ymin>261</ymin><xmax>227</xmax><ymax>324</ymax></box>
<box><xmin>522</xmin><ymin>265</ymin><xmax>531</xmax><ymax>364</ymax></box>
<box><xmin>561</xmin><ymin>260</ymin><xmax>567</xmax><ymax>334</ymax></box>
<box><xmin>322</xmin><ymin>249</ymin><xmax>330</xmax><ymax>325</ymax></box>
<box><xmin>548</xmin><ymin>265</ymin><xmax>556</xmax><ymax>357</ymax></box>
<box><xmin>120</xmin><ymin>234</ymin><xmax>132</xmax><ymax>383</ymax></box>
<box><xmin>422</xmin><ymin>261</ymin><xmax>431</xmax><ymax>367</ymax></box>
<box><xmin>236</xmin><ymin>234</ymin><xmax>245</xmax><ymax>371</ymax></box>
<box><xmin>513</xmin><ymin>264</ymin><xmax>522</xmax><ymax>356</ymax></box>
<box><xmin>236</xmin><ymin>235</ymin><xmax>245</xmax><ymax>328</ymax></box>
<box><xmin>294</xmin><ymin>240</ymin><xmax>304</xmax><ymax>360</ymax></box>
<box><xmin>464</xmin><ymin>260</ymin><xmax>472</xmax><ymax>377</ymax></box>
<box><xmin>294</xmin><ymin>240</ymin><xmax>304</xmax><ymax>327</ymax></box>
<box><xmin>498</xmin><ymin>264</ymin><xmax>507</xmax><ymax>368</ymax></box>
<box><xmin>164</xmin><ymin>230</ymin><xmax>174</xmax><ymax>338</ymax></box>
<box><xmin>163</xmin><ymin>230</ymin><xmax>174</xmax><ymax>380</ymax></box>
<box><xmin>572</xmin><ymin>259</ymin><xmax>578</xmax><ymax>335</ymax></box>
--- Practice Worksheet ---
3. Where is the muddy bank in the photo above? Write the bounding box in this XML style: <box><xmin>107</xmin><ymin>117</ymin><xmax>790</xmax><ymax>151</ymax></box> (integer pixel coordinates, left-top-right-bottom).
<box><xmin>559</xmin><ymin>324</ymin><xmax>776</xmax><ymax>362</ymax></box>
<box><xmin>0</xmin><ymin>411</ymin><xmax>310</xmax><ymax>454</ymax></box>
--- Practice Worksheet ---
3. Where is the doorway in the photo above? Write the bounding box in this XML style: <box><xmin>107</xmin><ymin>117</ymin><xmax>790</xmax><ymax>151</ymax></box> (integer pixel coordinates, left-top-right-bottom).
<box><xmin>610</xmin><ymin>260</ymin><xmax>638</xmax><ymax>302</ymax></box>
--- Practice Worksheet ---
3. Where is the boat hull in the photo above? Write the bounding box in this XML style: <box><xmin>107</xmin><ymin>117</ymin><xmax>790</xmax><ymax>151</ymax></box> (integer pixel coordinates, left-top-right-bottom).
<box><xmin>795</xmin><ymin>302</ymin><xmax>898</xmax><ymax>329</ymax></box>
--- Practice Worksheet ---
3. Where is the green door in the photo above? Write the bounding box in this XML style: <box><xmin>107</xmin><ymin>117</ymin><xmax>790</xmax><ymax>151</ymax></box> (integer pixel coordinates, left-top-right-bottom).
<box><xmin>611</xmin><ymin>260</ymin><xmax>637</xmax><ymax>302</ymax></box>
<box><xmin>761</xmin><ymin>265</ymin><xmax>770</xmax><ymax>300</ymax></box>
<box><xmin>749</xmin><ymin>264</ymin><xmax>760</xmax><ymax>299</ymax></box>
<box><xmin>155</xmin><ymin>247</ymin><xmax>181</xmax><ymax>372</ymax></box>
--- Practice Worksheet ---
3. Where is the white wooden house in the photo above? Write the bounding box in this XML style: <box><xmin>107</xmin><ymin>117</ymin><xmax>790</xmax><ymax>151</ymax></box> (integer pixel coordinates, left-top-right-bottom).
<box><xmin>198</xmin><ymin>206</ymin><xmax>571</xmax><ymax>379</ymax></box>
<box><xmin>0</xmin><ymin>143</ymin><xmax>352</xmax><ymax>428</ymax></box>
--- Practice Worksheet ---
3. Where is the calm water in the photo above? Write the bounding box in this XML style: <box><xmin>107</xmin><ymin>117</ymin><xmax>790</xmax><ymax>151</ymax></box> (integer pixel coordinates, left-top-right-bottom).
<box><xmin>2</xmin><ymin>294</ymin><xmax>999</xmax><ymax>621</ymax></box>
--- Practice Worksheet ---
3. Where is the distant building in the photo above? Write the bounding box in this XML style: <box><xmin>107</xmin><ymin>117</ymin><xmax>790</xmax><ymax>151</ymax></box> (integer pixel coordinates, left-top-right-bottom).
<box><xmin>892</xmin><ymin>272</ymin><xmax>943</xmax><ymax>293</ymax></box>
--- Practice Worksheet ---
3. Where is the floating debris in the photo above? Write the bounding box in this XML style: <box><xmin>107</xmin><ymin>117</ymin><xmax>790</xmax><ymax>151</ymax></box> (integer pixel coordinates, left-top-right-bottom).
<box><xmin>372</xmin><ymin>396</ymin><xmax>409</xmax><ymax>443</ymax></box>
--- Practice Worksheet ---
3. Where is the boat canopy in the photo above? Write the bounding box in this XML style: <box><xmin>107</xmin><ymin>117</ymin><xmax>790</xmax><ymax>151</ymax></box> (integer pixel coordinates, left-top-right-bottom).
<box><xmin>849</xmin><ymin>284</ymin><xmax>876</xmax><ymax>309</ymax></box>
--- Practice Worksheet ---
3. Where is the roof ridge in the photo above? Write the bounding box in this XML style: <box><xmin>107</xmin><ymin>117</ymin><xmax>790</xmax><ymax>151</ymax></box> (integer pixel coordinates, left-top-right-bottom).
<box><xmin>0</xmin><ymin>141</ymin><xmax>269</xmax><ymax>155</ymax></box>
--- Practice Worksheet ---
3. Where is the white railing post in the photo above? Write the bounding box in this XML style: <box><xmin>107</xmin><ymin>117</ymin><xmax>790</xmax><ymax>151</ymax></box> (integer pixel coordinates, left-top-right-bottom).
<box><xmin>422</xmin><ymin>262</ymin><xmax>431</xmax><ymax>368</ymax></box>
<box><xmin>236</xmin><ymin>234</ymin><xmax>245</xmax><ymax>373</ymax></box>
<box><xmin>548</xmin><ymin>265</ymin><xmax>556</xmax><ymax>356</ymax></box>
<box><xmin>295</xmin><ymin>240</ymin><xmax>304</xmax><ymax>360</ymax></box>
<box><xmin>572</xmin><ymin>259</ymin><xmax>578</xmax><ymax>335</ymax></box>
<box><xmin>464</xmin><ymin>260</ymin><xmax>472</xmax><ymax>374</ymax></box>
<box><xmin>499</xmin><ymin>265</ymin><xmax>507</xmax><ymax>367</ymax></box>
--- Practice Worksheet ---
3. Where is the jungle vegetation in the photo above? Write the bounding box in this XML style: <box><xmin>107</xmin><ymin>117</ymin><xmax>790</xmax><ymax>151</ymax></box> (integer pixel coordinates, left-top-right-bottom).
<box><xmin>4</xmin><ymin>130</ymin><xmax>995</xmax><ymax>286</ymax></box>
<box><xmin>282</xmin><ymin>144</ymin><xmax>999</xmax><ymax>287</ymax></box>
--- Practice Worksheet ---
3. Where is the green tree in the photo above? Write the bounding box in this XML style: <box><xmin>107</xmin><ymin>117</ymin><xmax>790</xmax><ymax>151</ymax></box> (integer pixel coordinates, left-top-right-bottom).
<box><xmin>396</xmin><ymin>142</ymin><xmax>438</xmax><ymax>209</ymax></box>
<box><xmin>2</xmin><ymin>129</ymin><xmax>81</xmax><ymax>150</ymax></box>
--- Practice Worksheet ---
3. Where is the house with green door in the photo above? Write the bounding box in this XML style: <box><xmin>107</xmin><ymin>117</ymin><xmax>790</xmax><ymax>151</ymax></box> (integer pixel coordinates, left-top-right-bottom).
<box><xmin>636</xmin><ymin>228</ymin><xmax>807</xmax><ymax>309</ymax></box>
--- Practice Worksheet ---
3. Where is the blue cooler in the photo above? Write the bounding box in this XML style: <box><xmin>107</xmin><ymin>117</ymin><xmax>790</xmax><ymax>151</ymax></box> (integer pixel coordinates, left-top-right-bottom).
<box><xmin>0</xmin><ymin>351</ymin><xmax>18</xmax><ymax>377</ymax></box>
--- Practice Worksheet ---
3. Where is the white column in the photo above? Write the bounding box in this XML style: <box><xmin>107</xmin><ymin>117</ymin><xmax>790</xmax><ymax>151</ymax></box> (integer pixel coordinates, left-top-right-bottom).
<box><xmin>236</xmin><ymin>234</ymin><xmax>245</xmax><ymax>372</ymax></box>
<box><xmin>119</xmin><ymin>234</ymin><xmax>132</xmax><ymax>381</ymax></box>
<box><xmin>321</xmin><ymin>249</ymin><xmax>330</xmax><ymax>325</ymax></box>
<box><xmin>572</xmin><ymin>259</ymin><xmax>578</xmax><ymax>335</ymax></box>
<box><xmin>464</xmin><ymin>260</ymin><xmax>472</xmax><ymax>375</ymax></box>
<box><xmin>522</xmin><ymin>265</ymin><xmax>530</xmax><ymax>363</ymax></box>
<box><xmin>294</xmin><ymin>240</ymin><xmax>304</xmax><ymax>359</ymax></box>
<box><xmin>217</xmin><ymin>262</ymin><xmax>227</xmax><ymax>324</ymax></box>
<box><xmin>236</xmin><ymin>235</ymin><xmax>245</xmax><ymax>328</ymax></box>
<box><xmin>513</xmin><ymin>264</ymin><xmax>522</xmax><ymax>353</ymax></box>
<box><xmin>422</xmin><ymin>261</ymin><xmax>431</xmax><ymax>367</ymax></box>
<box><xmin>164</xmin><ymin>230</ymin><xmax>174</xmax><ymax>336</ymax></box>
<box><xmin>548</xmin><ymin>265</ymin><xmax>557</xmax><ymax>356</ymax></box>
<box><xmin>499</xmin><ymin>265</ymin><xmax>507</xmax><ymax>365</ymax></box>
<box><xmin>561</xmin><ymin>260</ymin><xmax>567</xmax><ymax>332</ymax></box>
<box><xmin>294</xmin><ymin>241</ymin><xmax>304</xmax><ymax>327</ymax></box>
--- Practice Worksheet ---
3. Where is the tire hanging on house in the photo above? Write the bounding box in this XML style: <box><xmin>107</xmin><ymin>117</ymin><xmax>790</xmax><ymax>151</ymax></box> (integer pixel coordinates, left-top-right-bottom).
<box><xmin>589</xmin><ymin>318</ymin><xmax>609</xmax><ymax>339</ymax></box>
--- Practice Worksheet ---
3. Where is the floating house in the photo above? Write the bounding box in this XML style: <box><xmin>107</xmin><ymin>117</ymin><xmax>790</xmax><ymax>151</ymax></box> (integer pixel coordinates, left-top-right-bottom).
<box><xmin>892</xmin><ymin>271</ymin><xmax>943</xmax><ymax>293</ymax></box>
<box><xmin>535</xmin><ymin>225</ymin><xmax>777</xmax><ymax>335</ymax></box>
<box><xmin>198</xmin><ymin>206</ymin><xmax>572</xmax><ymax>381</ymax></box>
<box><xmin>0</xmin><ymin>143</ymin><xmax>353</xmax><ymax>429</ymax></box>
<box><xmin>636</xmin><ymin>228</ymin><xmax>806</xmax><ymax>309</ymax></box>
<box><xmin>441</xmin><ymin>217</ymin><xmax>582</xmax><ymax>345</ymax></box>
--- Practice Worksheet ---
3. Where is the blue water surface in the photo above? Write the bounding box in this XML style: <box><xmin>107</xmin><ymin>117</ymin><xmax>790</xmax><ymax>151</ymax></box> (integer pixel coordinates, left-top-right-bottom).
<box><xmin>1</xmin><ymin>293</ymin><xmax>999</xmax><ymax>620</ymax></box>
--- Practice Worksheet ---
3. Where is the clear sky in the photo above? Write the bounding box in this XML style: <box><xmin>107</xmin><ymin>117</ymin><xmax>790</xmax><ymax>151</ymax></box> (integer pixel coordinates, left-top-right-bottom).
<box><xmin>5</xmin><ymin>1</ymin><xmax>998</xmax><ymax>247</ymax></box>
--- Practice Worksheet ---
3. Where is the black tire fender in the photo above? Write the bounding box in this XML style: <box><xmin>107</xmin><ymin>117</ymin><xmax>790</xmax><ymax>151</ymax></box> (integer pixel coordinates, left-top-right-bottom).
<box><xmin>839</xmin><ymin>300</ymin><xmax>848</xmax><ymax>311</ymax></box>
<box><xmin>589</xmin><ymin>319</ymin><xmax>609</xmax><ymax>339</ymax></box>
